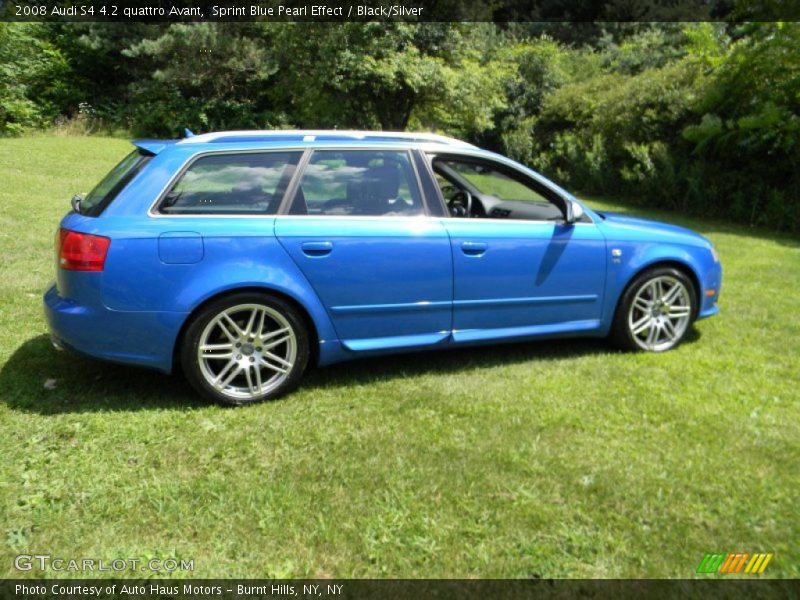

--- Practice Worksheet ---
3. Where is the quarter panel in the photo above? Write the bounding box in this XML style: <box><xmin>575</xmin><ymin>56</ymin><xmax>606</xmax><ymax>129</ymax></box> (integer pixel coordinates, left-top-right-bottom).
<box><xmin>91</xmin><ymin>216</ymin><xmax>338</xmax><ymax>361</ymax></box>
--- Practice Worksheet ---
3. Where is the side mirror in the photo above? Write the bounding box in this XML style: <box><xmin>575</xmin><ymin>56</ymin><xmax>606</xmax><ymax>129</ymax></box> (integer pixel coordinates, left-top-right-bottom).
<box><xmin>566</xmin><ymin>200</ymin><xmax>585</xmax><ymax>224</ymax></box>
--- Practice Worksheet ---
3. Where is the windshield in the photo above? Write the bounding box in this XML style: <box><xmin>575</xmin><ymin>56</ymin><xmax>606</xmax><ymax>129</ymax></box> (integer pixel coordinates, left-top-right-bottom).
<box><xmin>80</xmin><ymin>150</ymin><xmax>151</xmax><ymax>216</ymax></box>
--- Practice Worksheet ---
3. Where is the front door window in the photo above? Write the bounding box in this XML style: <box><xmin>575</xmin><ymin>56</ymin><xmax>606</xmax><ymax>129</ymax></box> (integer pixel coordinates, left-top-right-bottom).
<box><xmin>433</xmin><ymin>157</ymin><xmax>565</xmax><ymax>221</ymax></box>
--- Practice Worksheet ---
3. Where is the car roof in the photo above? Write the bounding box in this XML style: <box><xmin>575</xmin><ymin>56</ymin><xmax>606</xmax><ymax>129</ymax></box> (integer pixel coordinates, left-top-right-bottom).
<box><xmin>177</xmin><ymin>130</ymin><xmax>477</xmax><ymax>148</ymax></box>
<box><xmin>133</xmin><ymin>130</ymin><xmax>477</xmax><ymax>155</ymax></box>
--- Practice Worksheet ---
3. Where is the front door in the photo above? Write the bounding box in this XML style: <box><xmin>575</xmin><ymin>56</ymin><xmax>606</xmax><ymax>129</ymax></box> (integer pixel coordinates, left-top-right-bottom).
<box><xmin>432</xmin><ymin>156</ymin><xmax>607</xmax><ymax>342</ymax></box>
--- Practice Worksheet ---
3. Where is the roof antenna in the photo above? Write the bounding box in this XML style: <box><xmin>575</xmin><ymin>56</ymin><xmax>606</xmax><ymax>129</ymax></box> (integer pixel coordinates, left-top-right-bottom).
<box><xmin>184</xmin><ymin>128</ymin><xmax>195</xmax><ymax>138</ymax></box>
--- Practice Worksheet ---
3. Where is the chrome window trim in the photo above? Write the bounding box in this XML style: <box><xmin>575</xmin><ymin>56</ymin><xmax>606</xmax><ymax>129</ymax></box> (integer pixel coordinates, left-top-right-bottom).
<box><xmin>276</xmin><ymin>149</ymin><xmax>313</xmax><ymax>215</ymax></box>
<box><xmin>425</xmin><ymin>151</ymin><xmax>597</xmax><ymax>226</ymax></box>
<box><xmin>147</xmin><ymin>213</ymin><xmax>597</xmax><ymax>227</ymax></box>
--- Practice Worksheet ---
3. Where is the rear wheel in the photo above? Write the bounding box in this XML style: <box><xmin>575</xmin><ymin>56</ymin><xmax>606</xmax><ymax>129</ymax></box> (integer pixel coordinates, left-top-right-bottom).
<box><xmin>610</xmin><ymin>267</ymin><xmax>696</xmax><ymax>352</ymax></box>
<box><xmin>181</xmin><ymin>293</ymin><xmax>310</xmax><ymax>405</ymax></box>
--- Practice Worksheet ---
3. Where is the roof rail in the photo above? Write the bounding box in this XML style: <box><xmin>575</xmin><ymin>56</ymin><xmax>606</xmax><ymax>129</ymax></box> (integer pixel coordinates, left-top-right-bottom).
<box><xmin>176</xmin><ymin>130</ymin><xmax>476</xmax><ymax>148</ymax></box>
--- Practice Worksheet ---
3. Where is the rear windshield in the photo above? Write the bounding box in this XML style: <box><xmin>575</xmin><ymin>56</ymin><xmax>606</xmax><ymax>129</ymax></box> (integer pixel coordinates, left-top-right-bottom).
<box><xmin>80</xmin><ymin>149</ymin><xmax>151</xmax><ymax>216</ymax></box>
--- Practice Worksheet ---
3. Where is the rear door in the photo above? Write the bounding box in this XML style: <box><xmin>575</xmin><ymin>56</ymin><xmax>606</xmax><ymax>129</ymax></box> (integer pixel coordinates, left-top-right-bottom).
<box><xmin>275</xmin><ymin>148</ymin><xmax>452</xmax><ymax>352</ymax></box>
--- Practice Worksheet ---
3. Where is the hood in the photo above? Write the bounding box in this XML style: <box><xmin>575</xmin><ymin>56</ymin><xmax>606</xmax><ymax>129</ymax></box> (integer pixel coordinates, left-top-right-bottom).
<box><xmin>595</xmin><ymin>210</ymin><xmax>712</xmax><ymax>249</ymax></box>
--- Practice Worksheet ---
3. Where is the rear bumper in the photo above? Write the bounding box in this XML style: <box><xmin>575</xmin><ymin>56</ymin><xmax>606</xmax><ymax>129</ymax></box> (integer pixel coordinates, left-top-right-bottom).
<box><xmin>43</xmin><ymin>283</ymin><xmax>187</xmax><ymax>373</ymax></box>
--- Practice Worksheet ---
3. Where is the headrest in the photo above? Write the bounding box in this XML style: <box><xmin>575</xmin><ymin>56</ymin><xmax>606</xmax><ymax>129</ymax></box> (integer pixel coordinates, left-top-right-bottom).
<box><xmin>363</xmin><ymin>164</ymin><xmax>400</xmax><ymax>199</ymax></box>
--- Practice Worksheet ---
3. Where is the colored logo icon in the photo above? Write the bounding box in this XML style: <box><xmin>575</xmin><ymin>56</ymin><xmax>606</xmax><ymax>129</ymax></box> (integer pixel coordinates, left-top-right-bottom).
<box><xmin>697</xmin><ymin>552</ymin><xmax>773</xmax><ymax>574</ymax></box>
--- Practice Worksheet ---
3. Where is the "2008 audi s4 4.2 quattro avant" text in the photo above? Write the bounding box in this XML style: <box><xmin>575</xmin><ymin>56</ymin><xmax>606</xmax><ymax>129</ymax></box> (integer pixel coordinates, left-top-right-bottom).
<box><xmin>44</xmin><ymin>130</ymin><xmax>721</xmax><ymax>405</ymax></box>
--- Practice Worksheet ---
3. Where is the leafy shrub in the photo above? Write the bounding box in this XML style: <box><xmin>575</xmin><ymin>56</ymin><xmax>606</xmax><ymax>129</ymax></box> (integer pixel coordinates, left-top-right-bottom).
<box><xmin>525</xmin><ymin>23</ymin><xmax>799</xmax><ymax>232</ymax></box>
<box><xmin>0</xmin><ymin>23</ymin><xmax>76</xmax><ymax>135</ymax></box>
<box><xmin>0</xmin><ymin>21</ymin><xmax>797</xmax><ymax>232</ymax></box>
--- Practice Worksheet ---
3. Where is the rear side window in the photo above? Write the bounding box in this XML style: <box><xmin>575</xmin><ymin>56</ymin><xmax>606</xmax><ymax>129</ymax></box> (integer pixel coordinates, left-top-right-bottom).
<box><xmin>289</xmin><ymin>150</ymin><xmax>424</xmax><ymax>216</ymax></box>
<box><xmin>159</xmin><ymin>152</ymin><xmax>302</xmax><ymax>215</ymax></box>
<box><xmin>81</xmin><ymin>150</ymin><xmax>151</xmax><ymax>217</ymax></box>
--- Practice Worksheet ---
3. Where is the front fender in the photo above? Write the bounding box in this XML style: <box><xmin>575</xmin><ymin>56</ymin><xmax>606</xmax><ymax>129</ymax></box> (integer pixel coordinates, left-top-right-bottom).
<box><xmin>602</xmin><ymin>241</ymin><xmax>719</xmax><ymax>331</ymax></box>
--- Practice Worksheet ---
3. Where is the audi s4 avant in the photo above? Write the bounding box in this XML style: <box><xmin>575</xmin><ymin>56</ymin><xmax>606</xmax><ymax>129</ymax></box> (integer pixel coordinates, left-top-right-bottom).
<box><xmin>44</xmin><ymin>130</ymin><xmax>721</xmax><ymax>405</ymax></box>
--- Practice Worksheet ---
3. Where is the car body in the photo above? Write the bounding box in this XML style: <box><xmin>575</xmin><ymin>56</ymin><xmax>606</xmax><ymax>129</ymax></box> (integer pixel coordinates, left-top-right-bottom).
<box><xmin>44</xmin><ymin>130</ymin><xmax>721</xmax><ymax>404</ymax></box>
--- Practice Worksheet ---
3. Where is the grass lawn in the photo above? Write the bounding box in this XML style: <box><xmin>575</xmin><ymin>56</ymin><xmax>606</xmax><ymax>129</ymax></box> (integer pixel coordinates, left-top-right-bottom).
<box><xmin>0</xmin><ymin>135</ymin><xmax>798</xmax><ymax>579</ymax></box>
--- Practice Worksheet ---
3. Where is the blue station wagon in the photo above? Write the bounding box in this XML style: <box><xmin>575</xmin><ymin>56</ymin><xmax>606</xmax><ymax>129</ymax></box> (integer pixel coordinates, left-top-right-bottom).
<box><xmin>44</xmin><ymin>130</ymin><xmax>721</xmax><ymax>405</ymax></box>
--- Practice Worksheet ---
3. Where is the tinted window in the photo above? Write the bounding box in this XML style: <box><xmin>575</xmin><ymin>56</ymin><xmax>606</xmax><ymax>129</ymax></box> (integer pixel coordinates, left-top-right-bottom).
<box><xmin>432</xmin><ymin>156</ymin><xmax>566</xmax><ymax>221</ymax></box>
<box><xmin>159</xmin><ymin>152</ymin><xmax>302</xmax><ymax>214</ymax></box>
<box><xmin>290</xmin><ymin>150</ymin><xmax>424</xmax><ymax>216</ymax></box>
<box><xmin>441</xmin><ymin>160</ymin><xmax>549</xmax><ymax>204</ymax></box>
<box><xmin>81</xmin><ymin>150</ymin><xmax>151</xmax><ymax>217</ymax></box>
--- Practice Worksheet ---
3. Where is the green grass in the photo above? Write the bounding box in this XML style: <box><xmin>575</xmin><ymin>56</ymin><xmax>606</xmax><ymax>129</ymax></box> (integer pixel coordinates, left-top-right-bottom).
<box><xmin>1</xmin><ymin>135</ymin><xmax>798</xmax><ymax>579</ymax></box>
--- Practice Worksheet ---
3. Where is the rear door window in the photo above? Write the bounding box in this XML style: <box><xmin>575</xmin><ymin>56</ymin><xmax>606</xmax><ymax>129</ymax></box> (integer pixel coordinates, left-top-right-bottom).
<box><xmin>158</xmin><ymin>152</ymin><xmax>302</xmax><ymax>215</ymax></box>
<box><xmin>289</xmin><ymin>150</ymin><xmax>424</xmax><ymax>216</ymax></box>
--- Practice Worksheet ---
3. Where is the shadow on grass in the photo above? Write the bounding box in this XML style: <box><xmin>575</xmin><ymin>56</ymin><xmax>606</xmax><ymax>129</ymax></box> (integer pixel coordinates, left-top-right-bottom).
<box><xmin>2</xmin><ymin>329</ymin><xmax>701</xmax><ymax>414</ymax></box>
<box><xmin>302</xmin><ymin>326</ymin><xmax>700</xmax><ymax>392</ymax></box>
<box><xmin>0</xmin><ymin>335</ymin><xmax>202</xmax><ymax>414</ymax></box>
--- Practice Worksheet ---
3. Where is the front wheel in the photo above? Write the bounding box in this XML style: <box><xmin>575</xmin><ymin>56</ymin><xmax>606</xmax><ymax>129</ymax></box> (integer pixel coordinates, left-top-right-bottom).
<box><xmin>181</xmin><ymin>293</ymin><xmax>310</xmax><ymax>405</ymax></box>
<box><xmin>610</xmin><ymin>267</ymin><xmax>696</xmax><ymax>352</ymax></box>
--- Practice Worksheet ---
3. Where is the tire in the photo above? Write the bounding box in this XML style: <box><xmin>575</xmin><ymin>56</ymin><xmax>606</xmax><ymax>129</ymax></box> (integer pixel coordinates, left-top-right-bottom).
<box><xmin>181</xmin><ymin>292</ymin><xmax>310</xmax><ymax>405</ymax></box>
<box><xmin>609</xmin><ymin>266</ymin><xmax>697</xmax><ymax>352</ymax></box>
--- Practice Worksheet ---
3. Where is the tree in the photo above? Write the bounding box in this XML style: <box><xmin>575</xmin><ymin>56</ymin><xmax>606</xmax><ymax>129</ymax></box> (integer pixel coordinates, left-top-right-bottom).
<box><xmin>683</xmin><ymin>22</ymin><xmax>800</xmax><ymax>228</ymax></box>
<box><xmin>121</xmin><ymin>23</ymin><xmax>281</xmax><ymax>135</ymax></box>
<box><xmin>0</xmin><ymin>23</ymin><xmax>74</xmax><ymax>134</ymax></box>
<box><xmin>268</xmin><ymin>23</ymin><xmax>508</xmax><ymax>135</ymax></box>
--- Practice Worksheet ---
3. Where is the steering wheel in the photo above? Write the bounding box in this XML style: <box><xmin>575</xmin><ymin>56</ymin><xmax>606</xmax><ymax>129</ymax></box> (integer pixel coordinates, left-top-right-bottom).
<box><xmin>445</xmin><ymin>188</ymin><xmax>473</xmax><ymax>218</ymax></box>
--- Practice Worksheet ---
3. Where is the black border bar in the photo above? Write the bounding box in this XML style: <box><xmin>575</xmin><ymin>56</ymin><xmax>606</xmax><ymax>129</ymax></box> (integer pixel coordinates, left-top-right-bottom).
<box><xmin>3</xmin><ymin>579</ymin><xmax>800</xmax><ymax>600</ymax></box>
<box><xmin>2</xmin><ymin>0</ymin><xmax>800</xmax><ymax>22</ymax></box>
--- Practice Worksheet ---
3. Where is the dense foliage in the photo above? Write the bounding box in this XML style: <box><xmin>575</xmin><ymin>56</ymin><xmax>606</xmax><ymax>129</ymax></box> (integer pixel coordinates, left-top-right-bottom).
<box><xmin>1</xmin><ymin>22</ymin><xmax>798</xmax><ymax>232</ymax></box>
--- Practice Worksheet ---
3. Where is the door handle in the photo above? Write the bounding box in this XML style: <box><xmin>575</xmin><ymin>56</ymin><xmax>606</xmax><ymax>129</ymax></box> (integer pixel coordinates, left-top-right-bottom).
<box><xmin>460</xmin><ymin>241</ymin><xmax>487</xmax><ymax>256</ymax></box>
<box><xmin>301</xmin><ymin>241</ymin><xmax>333</xmax><ymax>257</ymax></box>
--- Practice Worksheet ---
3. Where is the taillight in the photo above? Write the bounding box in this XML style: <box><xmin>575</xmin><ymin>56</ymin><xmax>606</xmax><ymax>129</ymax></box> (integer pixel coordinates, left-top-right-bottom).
<box><xmin>58</xmin><ymin>228</ymin><xmax>111</xmax><ymax>271</ymax></box>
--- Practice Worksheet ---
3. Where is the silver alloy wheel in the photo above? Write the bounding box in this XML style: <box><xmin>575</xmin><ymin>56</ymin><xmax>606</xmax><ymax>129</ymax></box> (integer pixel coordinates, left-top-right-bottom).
<box><xmin>627</xmin><ymin>275</ymin><xmax>692</xmax><ymax>351</ymax></box>
<box><xmin>197</xmin><ymin>303</ymin><xmax>297</xmax><ymax>402</ymax></box>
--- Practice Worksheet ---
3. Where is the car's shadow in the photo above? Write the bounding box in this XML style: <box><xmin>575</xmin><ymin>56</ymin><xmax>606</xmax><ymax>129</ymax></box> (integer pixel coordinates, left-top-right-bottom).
<box><xmin>1</xmin><ymin>330</ymin><xmax>701</xmax><ymax>415</ymax></box>
<box><xmin>0</xmin><ymin>335</ymin><xmax>201</xmax><ymax>414</ymax></box>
